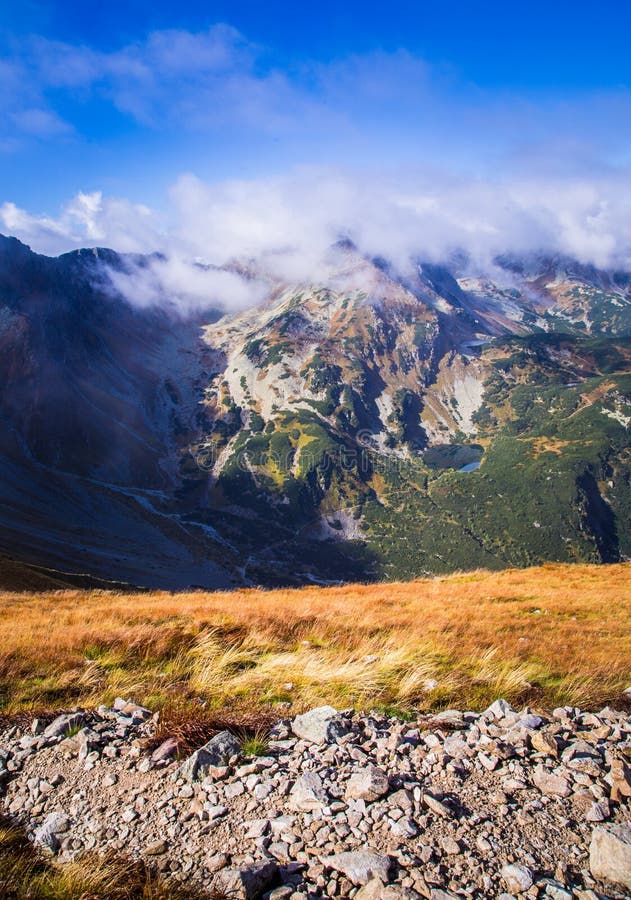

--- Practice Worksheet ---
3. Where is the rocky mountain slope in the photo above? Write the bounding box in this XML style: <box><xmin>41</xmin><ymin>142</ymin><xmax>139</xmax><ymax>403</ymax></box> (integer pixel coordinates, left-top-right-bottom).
<box><xmin>0</xmin><ymin>234</ymin><xmax>629</xmax><ymax>587</ymax></box>
<box><xmin>2</xmin><ymin>699</ymin><xmax>631</xmax><ymax>898</ymax></box>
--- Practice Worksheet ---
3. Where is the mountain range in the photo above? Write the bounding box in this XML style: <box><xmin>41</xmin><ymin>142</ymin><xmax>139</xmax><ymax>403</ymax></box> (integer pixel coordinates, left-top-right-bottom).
<box><xmin>0</xmin><ymin>234</ymin><xmax>629</xmax><ymax>588</ymax></box>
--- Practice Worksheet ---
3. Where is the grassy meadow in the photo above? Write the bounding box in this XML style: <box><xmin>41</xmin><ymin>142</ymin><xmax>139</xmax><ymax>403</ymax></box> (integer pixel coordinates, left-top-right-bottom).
<box><xmin>0</xmin><ymin>563</ymin><xmax>629</xmax><ymax>721</ymax></box>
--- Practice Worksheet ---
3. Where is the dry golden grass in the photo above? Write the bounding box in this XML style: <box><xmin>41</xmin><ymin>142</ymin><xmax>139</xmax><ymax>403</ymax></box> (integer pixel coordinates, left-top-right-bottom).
<box><xmin>0</xmin><ymin>563</ymin><xmax>629</xmax><ymax>717</ymax></box>
<box><xmin>0</xmin><ymin>815</ymin><xmax>209</xmax><ymax>899</ymax></box>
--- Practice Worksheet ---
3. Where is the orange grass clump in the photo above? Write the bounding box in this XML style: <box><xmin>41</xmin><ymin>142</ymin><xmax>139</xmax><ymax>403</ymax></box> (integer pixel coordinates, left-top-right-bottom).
<box><xmin>0</xmin><ymin>563</ymin><xmax>629</xmax><ymax>716</ymax></box>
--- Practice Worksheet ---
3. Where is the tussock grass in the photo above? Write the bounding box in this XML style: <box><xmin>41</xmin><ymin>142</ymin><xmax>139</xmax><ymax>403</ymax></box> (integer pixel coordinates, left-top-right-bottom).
<box><xmin>143</xmin><ymin>700</ymin><xmax>275</xmax><ymax>757</ymax></box>
<box><xmin>0</xmin><ymin>563</ymin><xmax>629</xmax><ymax>717</ymax></box>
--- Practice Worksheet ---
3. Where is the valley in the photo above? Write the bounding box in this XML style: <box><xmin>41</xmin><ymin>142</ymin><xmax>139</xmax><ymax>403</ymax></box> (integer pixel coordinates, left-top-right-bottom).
<box><xmin>0</xmin><ymin>236</ymin><xmax>629</xmax><ymax>587</ymax></box>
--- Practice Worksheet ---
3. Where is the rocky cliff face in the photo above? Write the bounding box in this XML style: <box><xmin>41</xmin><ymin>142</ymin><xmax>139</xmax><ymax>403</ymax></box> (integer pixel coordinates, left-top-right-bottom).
<box><xmin>0</xmin><ymin>235</ymin><xmax>629</xmax><ymax>587</ymax></box>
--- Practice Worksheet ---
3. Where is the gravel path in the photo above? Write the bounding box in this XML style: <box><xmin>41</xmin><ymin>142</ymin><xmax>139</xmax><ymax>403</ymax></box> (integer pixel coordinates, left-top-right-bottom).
<box><xmin>2</xmin><ymin>698</ymin><xmax>631</xmax><ymax>898</ymax></box>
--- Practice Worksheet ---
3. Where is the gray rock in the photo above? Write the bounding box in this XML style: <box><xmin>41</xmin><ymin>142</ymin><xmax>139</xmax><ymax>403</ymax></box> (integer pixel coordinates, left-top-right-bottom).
<box><xmin>545</xmin><ymin>884</ymin><xmax>572</xmax><ymax>900</ymax></box>
<box><xmin>423</xmin><ymin>793</ymin><xmax>454</xmax><ymax>818</ymax></box>
<box><xmin>483</xmin><ymin>699</ymin><xmax>515</xmax><ymax>720</ymax></box>
<box><xmin>589</xmin><ymin>824</ymin><xmax>631</xmax><ymax>890</ymax></box>
<box><xmin>586</xmin><ymin>799</ymin><xmax>610</xmax><ymax>822</ymax></box>
<box><xmin>116</xmin><ymin>701</ymin><xmax>152</xmax><ymax>721</ymax></box>
<box><xmin>356</xmin><ymin>880</ymin><xmax>421</xmax><ymax>899</ymax></box>
<box><xmin>346</xmin><ymin>766</ymin><xmax>390</xmax><ymax>802</ymax></box>
<box><xmin>291</xmin><ymin>705</ymin><xmax>347</xmax><ymax>744</ymax></box>
<box><xmin>501</xmin><ymin>864</ymin><xmax>533</xmax><ymax>893</ymax></box>
<box><xmin>322</xmin><ymin>850</ymin><xmax>391</xmax><ymax>885</ymax></box>
<box><xmin>244</xmin><ymin>818</ymin><xmax>271</xmax><ymax>838</ymax></box>
<box><xmin>34</xmin><ymin>812</ymin><xmax>70</xmax><ymax>853</ymax></box>
<box><xmin>77</xmin><ymin>728</ymin><xmax>101</xmax><ymax>761</ymax></box>
<box><xmin>289</xmin><ymin>771</ymin><xmax>329</xmax><ymax>811</ymax></box>
<box><xmin>178</xmin><ymin>730</ymin><xmax>241</xmax><ymax>781</ymax></box>
<box><xmin>532</xmin><ymin>766</ymin><xmax>571</xmax><ymax>797</ymax></box>
<box><xmin>206</xmin><ymin>852</ymin><xmax>229</xmax><ymax>873</ymax></box>
<box><xmin>43</xmin><ymin>713</ymin><xmax>85</xmax><ymax>740</ymax></box>
<box><xmin>151</xmin><ymin>737</ymin><xmax>178</xmax><ymax>762</ymax></box>
<box><xmin>214</xmin><ymin>860</ymin><xmax>279</xmax><ymax>899</ymax></box>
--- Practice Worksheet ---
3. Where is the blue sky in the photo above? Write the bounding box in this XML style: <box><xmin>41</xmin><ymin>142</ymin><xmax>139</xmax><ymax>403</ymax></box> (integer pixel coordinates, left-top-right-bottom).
<box><xmin>1</xmin><ymin>0</ymin><xmax>631</xmax><ymax>276</ymax></box>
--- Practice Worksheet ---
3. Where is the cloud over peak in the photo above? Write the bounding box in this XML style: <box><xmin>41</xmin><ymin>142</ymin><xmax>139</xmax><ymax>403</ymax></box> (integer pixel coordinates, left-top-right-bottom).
<box><xmin>3</xmin><ymin>165</ymin><xmax>631</xmax><ymax>314</ymax></box>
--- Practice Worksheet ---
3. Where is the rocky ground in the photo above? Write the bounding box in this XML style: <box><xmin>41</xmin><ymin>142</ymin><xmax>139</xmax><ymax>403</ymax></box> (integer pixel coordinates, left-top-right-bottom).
<box><xmin>1</xmin><ymin>699</ymin><xmax>631</xmax><ymax>899</ymax></box>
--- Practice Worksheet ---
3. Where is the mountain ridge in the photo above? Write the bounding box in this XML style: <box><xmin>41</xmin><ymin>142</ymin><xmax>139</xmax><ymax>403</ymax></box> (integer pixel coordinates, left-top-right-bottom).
<box><xmin>0</xmin><ymin>234</ymin><xmax>629</xmax><ymax>587</ymax></box>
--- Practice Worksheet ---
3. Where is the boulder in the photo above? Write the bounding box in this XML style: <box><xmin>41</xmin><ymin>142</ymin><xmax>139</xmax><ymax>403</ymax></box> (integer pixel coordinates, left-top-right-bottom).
<box><xmin>178</xmin><ymin>730</ymin><xmax>241</xmax><ymax>781</ymax></box>
<box><xmin>291</xmin><ymin>705</ymin><xmax>347</xmax><ymax>743</ymax></box>
<box><xmin>322</xmin><ymin>850</ymin><xmax>391</xmax><ymax>885</ymax></box>
<box><xmin>589</xmin><ymin>824</ymin><xmax>631</xmax><ymax>890</ymax></box>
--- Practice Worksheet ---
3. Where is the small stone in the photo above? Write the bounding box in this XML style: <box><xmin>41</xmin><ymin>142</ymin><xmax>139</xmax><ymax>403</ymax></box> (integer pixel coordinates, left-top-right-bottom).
<box><xmin>151</xmin><ymin>737</ymin><xmax>178</xmax><ymax>762</ymax></box>
<box><xmin>346</xmin><ymin>766</ymin><xmax>390</xmax><ymax>802</ymax></box>
<box><xmin>289</xmin><ymin>772</ymin><xmax>329</xmax><ymax>811</ymax></box>
<box><xmin>205</xmin><ymin>804</ymin><xmax>228</xmax><ymax>822</ymax></box>
<box><xmin>322</xmin><ymin>851</ymin><xmax>391</xmax><ymax>885</ymax></box>
<box><xmin>291</xmin><ymin>706</ymin><xmax>347</xmax><ymax>744</ymax></box>
<box><xmin>586</xmin><ymin>799</ymin><xmax>610</xmax><ymax>822</ymax></box>
<box><xmin>146</xmin><ymin>839</ymin><xmax>168</xmax><ymax>855</ymax></box>
<box><xmin>357</xmin><ymin>881</ymin><xmax>422</xmax><ymax>899</ymax></box>
<box><xmin>545</xmin><ymin>884</ymin><xmax>572</xmax><ymax>900</ymax></box>
<box><xmin>532</xmin><ymin>766</ymin><xmax>571</xmax><ymax>797</ymax></box>
<box><xmin>530</xmin><ymin>731</ymin><xmax>562</xmax><ymax>757</ymax></box>
<box><xmin>43</xmin><ymin>713</ymin><xmax>85</xmax><ymax>740</ymax></box>
<box><xmin>501</xmin><ymin>864</ymin><xmax>534</xmax><ymax>894</ymax></box>
<box><xmin>34</xmin><ymin>812</ymin><xmax>70</xmax><ymax>854</ymax></box>
<box><xmin>478</xmin><ymin>752</ymin><xmax>499</xmax><ymax>771</ymax></box>
<box><xmin>483</xmin><ymin>699</ymin><xmax>515</xmax><ymax>720</ymax></box>
<box><xmin>244</xmin><ymin>818</ymin><xmax>270</xmax><ymax>838</ymax></box>
<box><xmin>214</xmin><ymin>860</ymin><xmax>279</xmax><ymax>899</ymax></box>
<box><xmin>267</xmin><ymin>842</ymin><xmax>290</xmax><ymax>862</ymax></box>
<box><xmin>423</xmin><ymin>793</ymin><xmax>454</xmax><ymax>818</ymax></box>
<box><xmin>589</xmin><ymin>824</ymin><xmax>631</xmax><ymax>890</ymax></box>
<box><xmin>206</xmin><ymin>852</ymin><xmax>229</xmax><ymax>873</ymax></box>
<box><xmin>117</xmin><ymin>701</ymin><xmax>152</xmax><ymax>721</ymax></box>
<box><xmin>225</xmin><ymin>781</ymin><xmax>245</xmax><ymax>799</ymax></box>
<box><xmin>178</xmin><ymin>731</ymin><xmax>241</xmax><ymax>781</ymax></box>
<box><xmin>609</xmin><ymin>758</ymin><xmax>631</xmax><ymax>801</ymax></box>
<box><xmin>442</xmin><ymin>837</ymin><xmax>461</xmax><ymax>856</ymax></box>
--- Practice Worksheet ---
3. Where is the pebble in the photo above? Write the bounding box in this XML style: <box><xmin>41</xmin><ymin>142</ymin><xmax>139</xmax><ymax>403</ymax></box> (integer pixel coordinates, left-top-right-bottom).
<box><xmin>0</xmin><ymin>697</ymin><xmax>629</xmax><ymax>898</ymax></box>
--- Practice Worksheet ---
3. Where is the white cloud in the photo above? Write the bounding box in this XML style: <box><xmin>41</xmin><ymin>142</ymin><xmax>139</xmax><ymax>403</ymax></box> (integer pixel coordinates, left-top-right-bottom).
<box><xmin>0</xmin><ymin>191</ymin><xmax>161</xmax><ymax>255</ymax></box>
<box><xmin>105</xmin><ymin>255</ymin><xmax>268</xmax><ymax>314</ymax></box>
<box><xmin>3</xmin><ymin>165</ymin><xmax>631</xmax><ymax>317</ymax></box>
<box><xmin>4</xmin><ymin>24</ymin><xmax>629</xmax><ymax>165</ymax></box>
